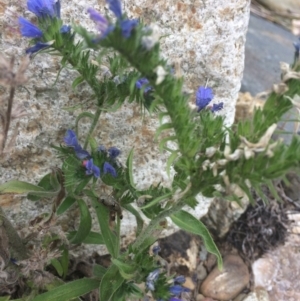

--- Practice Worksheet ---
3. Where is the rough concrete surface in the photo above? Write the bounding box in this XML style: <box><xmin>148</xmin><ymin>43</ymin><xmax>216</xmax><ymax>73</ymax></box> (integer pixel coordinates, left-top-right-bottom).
<box><xmin>0</xmin><ymin>0</ymin><xmax>250</xmax><ymax>251</ymax></box>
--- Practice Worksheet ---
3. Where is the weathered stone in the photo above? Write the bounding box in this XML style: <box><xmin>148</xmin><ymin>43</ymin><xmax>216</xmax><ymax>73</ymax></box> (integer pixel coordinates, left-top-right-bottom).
<box><xmin>0</xmin><ymin>0</ymin><xmax>251</xmax><ymax>252</ymax></box>
<box><xmin>200</xmin><ymin>254</ymin><xmax>250</xmax><ymax>301</ymax></box>
<box><xmin>256</xmin><ymin>0</ymin><xmax>300</xmax><ymax>13</ymax></box>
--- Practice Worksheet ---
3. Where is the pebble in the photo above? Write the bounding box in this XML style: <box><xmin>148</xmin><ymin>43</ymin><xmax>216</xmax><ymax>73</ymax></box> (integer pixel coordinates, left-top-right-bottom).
<box><xmin>252</xmin><ymin>257</ymin><xmax>275</xmax><ymax>291</ymax></box>
<box><xmin>197</xmin><ymin>263</ymin><xmax>207</xmax><ymax>281</ymax></box>
<box><xmin>233</xmin><ymin>293</ymin><xmax>248</xmax><ymax>301</ymax></box>
<box><xmin>200</xmin><ymin>254</ymin><xmax>250</xmax><ymax>301</ymax></box>
<box><xmin>243</xmin><ymin>288</ymin><xmax>269</xmax><ymax>301</ymax></box>
<box><xmin>183</xmin><ymin>276</ymin><xmax>195</xmax><ymax>291</ymax></box>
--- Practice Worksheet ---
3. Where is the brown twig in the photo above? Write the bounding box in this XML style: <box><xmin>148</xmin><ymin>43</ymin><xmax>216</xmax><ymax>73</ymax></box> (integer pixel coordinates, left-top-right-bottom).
<box><xmin>1</xmin><ymin>87</ymin><xmax>15</xmax><ymax>152</ymax></box>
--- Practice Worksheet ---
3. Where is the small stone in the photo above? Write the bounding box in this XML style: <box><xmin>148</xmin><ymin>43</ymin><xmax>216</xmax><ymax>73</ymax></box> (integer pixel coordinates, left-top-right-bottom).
<box><xmin>252</xmin><ymin>257</ymin><xmax>275</xmax><ymax>291</ymax></box>
<box><xmin>200</xmin><ymin>254</ymin><xmax>250</xmax><ymax>301</ymax></box>
<box><xmin>243</xmin><ymin>288</ymin><xmax>269</xmax><ymax>301</ymax></box>
<box><xmin>183</xmin><ymin>276</ymin><xmax>195</xmax><ymax>291</ymax></box>
<box><xmin>197</xmin><ymin>263</ymin><xmax>207</xmax><ymax>281</ymax></box>
<box><xmin>196</xmin><ymin>294</ymin><xmax>206</xmax><ymax>301</ymax></box>
<box><xmin>233</xmin><ymin>293</ymin><xmax>247</xmax><ymax>301</ymax></box>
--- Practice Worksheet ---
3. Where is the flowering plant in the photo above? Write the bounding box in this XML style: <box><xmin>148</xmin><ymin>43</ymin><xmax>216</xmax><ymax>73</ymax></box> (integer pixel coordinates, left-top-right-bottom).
<box><xmin>1</xmin><ymin>0</ymin><xmax>300</xmax><ymax>300</ymax></box>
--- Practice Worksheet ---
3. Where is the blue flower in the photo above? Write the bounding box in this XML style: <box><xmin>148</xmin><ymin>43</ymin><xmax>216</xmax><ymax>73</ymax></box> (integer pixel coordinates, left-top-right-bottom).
<box><xmin>27</xmin><ymin>0</ymin><xmax>59</xmax><ymax>18</ymax></box>
<box><xmin>173</xmin><ymin>276</ymin><xmax>185</xmax><ymax>284</ymax></box>
<box><xmin>25</xmin><ymin>41</ymin><xmax>52</xmax><ymax>54</ymax></box>
<box><xmin>53</xmin><ymin>0</ymin><xmax>61</xmax><ymax>18</ymax></box>
<box><xmin>84</xmin><ymin>159</ymin><xmax>100</xmax><ymax>178</ymax></box>
<box><xmin>196</xmin><ymin>86</ymin><xmax>214</xmax><ymax>111</ymax></box>
<box><xmin>146</xmin><ymin>269</ymin><xmax>160</xmax><ymax>291</ymax></box>
<box><xmin>87</xmin><ymin>8</ymin><xmax>114</xmax><ymax>39</ymax></box>
<box><xmin>136</xmin><ymin>78</ymin><xmax>152</xmax><ymax>93</ymax></box>
<box><xmin>108</xmin><ymin>147</ymin><xmax>121</xmax><ymax>159</ymax></box>
<box><xmin>169</xmin><ymin>285</ymin><xmax>190</xmax><ymax>296</ymax></box>
<box><xmin>74</xmin><ymin>147</ymin><xmax>90</xmax><ymax>160</ymax></box>
<box><xmin>19</xmin><ymin>17</ymin><xmax>43</xmax><ymax>38</ymax></box>
<box><xmin>60</xmin><ymin>25</ymin><xmax>71</xmax><ymax>34</ymax></box>
<box><xmin>107</xmin><ymin>0</ymin><xmax>122</xmax><ymax>19</ymax></box>
<box><xmin>152</xmin><ymin>245</ymin><xmax>161</xmax><ymax>255</ymax></box>
<box><xmin>103</xmin><ymin>162</ymin><xmax>117</xmax><ymax>177</ymax></box>
<box><xmin>211</xmin><ymin>102</ymin><xmax>223</xmax><ymax>112</ymax></box>
<box><xmin>64</xmin><ymin>130</ymin><xmax>90</xmax><ymax>159</ymax></box>
<box><xmin>168</xmin><ymin>298</ymin><xmax>183</xmax><ymax>301</ymax></box>
<box><xmin>120</xmin><ymin>19</ymin><xmax>138</xmax><ymax>38</ymax></box>
<box><xmin>64</xmin><ymin>130</ymin><xmax>80</xmax><ymax>148</ymax></box>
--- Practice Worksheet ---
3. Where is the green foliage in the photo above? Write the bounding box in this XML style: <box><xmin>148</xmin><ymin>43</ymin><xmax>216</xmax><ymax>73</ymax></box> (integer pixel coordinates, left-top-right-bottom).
<box><xmin>2</xmin><ymin>2</ymin><xmax>300</xmax><ymax>300</ymax></box>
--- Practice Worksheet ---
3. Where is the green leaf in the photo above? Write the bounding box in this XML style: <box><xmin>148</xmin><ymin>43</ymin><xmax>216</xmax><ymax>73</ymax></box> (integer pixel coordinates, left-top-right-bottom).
<box><xmin>140</xmin><ymin>192</ymin><xmax>172</xmax><ymax>210</ymax></box>
<box><xmin>69</xmin><ymin>199</ymin><xmax>92</xmax><ymax>244</ymax></box>
<box><xmin>91</xmin><ymin>198</ymin><xmax>118</xmax><ymax>258</ymax></box>
<box><xmin>111</xmin><ymin>258</ymin><xmax>136</xmax><ymax>280</ymax></box>
<box><xmin>72</xmin><ymin>75</ymin><xmax>84</xmax><ymax>90</ymax></box>
<box><xmin>31</xmin><ymin>278</ymin><xmax>100</xmax><ymax>301</ymax></box>
<box><xmin>159</xmin><ymin>135</ymin><xmax>177</xmax><ymax>152</ymax></box>
<box><xmin>134</xmin><ymin>236</ymin><xmax>157</xmax><ymax>253</ymax></box>
<box><xmin>60</xmin><ymin>248</ymin><xmax>69</xmax><ymax>279</ymax></box>
<box><xmin>56</xmin><ymin>196</ymin><xmax>77</xmax><ymax>215</ymax></box>
<box><xmin>0</xmin><ymin>296</ymin><xmax>10</xmax><ymax>301</ymax></box>
<box><xmin>100</xmin><ymin>265</ymin><xmax>124</xmax><ymax>301</ymax></box>
<box><xmin>122</xmin><ymin>204</ymin><xmax>143</xmax><ymax>237</ymax></box>
<box><xmin>27</xmin><ymin>173</ymin><xmax>55</xmax><ymax>201</ymax></box>
<box><xmin>0</xmin><ymin>180</ymin><xmax>49</xmax><ymax>194</ymax></box>
<box><xmin>155</xmin><ymin>122</ymin><xmax>173</xmax><ymax>140</ymax></box>
<box><xmin>51</xmin><ymin>258</ymin><xmax>63</xmax><ymax>277</ymax></box>
<box><xmin>166</xmin><ymin>151</ymin><xmax>178</xmax><ymax>177</ymax></box>
<box><xmin>126</xmin><ymin>149</ymin><xmax>135</xmax><ymax>189</ymax></box>
<box><xmin>93</xmin><ymin>264</ymin><xmax>107</xmax><ymax>279</ymax></box>
<box><xmin>171</xmin><ymin>210</ymin><xmax>223</xmax><ymax>270</ymax></box>
<box><xmin>68</xmin><ymin>231</ymin><xmax>104</xmax><ymax>244</ymax></box>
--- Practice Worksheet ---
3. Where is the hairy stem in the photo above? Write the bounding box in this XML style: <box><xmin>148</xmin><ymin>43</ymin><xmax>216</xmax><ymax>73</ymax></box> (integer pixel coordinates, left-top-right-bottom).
<box><xmin>132</xmin><ymin>185</ymin><xmax>192</xmax><ymax>250</ymax></box>
<box><xmin>83</xmin><ymin>107</ymin><xmax>101</xmax><ymax>149</ymax></box>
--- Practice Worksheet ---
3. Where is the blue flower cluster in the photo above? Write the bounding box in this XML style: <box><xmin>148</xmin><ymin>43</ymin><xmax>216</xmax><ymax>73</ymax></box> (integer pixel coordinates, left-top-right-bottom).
<box><xmin>64</xmin><ymin>130</ymin><xmax>119</xmax><ymax>179</ymax></box>
<box><xmin>145</xmin><ymin>268</ymin><xmax>190</xmax><ymax>301</ymax></box>
<box><xmin>196</xmin><ymin>86</ymin><xmax>223</xmax><ymax>113</ymax></box>
<box><xmin>19</xmin><ymin>0</ymin><xmax>70</xmax><ymax>54</ymax></box>
<box><xmin>88</xmin><ymin>0</ymin><xmax>138</xmax><ymax>39</ymax></box>
<box><xmin>136</xmin><ymin>78</ymin><xmax>152</xmax><ymax>93</ymax></box>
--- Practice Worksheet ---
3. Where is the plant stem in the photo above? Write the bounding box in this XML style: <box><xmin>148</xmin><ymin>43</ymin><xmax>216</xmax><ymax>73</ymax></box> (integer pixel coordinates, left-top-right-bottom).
<box><xmin>132</xmin><ymin>186</ymin><xmax>192</xmax><ymax>250</ymax></box>
<box><xmin>83</xmin><ymin>107</ymin><xmax>101</xmax><ymax>149</ymax></box>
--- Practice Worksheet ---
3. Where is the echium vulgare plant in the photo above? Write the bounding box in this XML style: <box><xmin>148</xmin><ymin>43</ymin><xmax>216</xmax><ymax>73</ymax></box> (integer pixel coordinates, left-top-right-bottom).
<box><xmin>1</xmin><ymin>0</ymin><xmax>300</xmax><ymax>300</ymax></box>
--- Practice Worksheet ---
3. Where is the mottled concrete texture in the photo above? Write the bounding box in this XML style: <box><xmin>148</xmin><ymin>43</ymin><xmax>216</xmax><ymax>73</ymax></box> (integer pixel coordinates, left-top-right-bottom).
<box><xmin>0</xmin><ymin>0</ymin><xmax>250</xmax><ymax>250</ymax></box>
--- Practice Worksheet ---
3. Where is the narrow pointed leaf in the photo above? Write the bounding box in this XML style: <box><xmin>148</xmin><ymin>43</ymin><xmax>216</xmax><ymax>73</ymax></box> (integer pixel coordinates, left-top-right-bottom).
<box><xmin>69</xmin><ymin>199</ymin><xmax>92</xmax><ymax>244</ymax></box>
<box><xmin>56</xmin><ymin>196</ymin><xmax>77</xmax><ymax>215</ymax></box>
<box><xmin>122</xmin><ymin>204</ymin><xmax>143</xmax><ymax>236</ymax></box>
<box><xmin>140</xmin><ymin>192</ymin><xmax>172</xmax><ymax>210</ymax></box>
<box><xmin>100</xmin><ymin>265</ymin><xmax>124</xmax><ymax>301</ymax></box>
<box><xmin>171</xmin><ymin>210</ymin><xmax>222</xmax><ymax>270</ymax></box>
<box><xmin>166</xmin><ymin>151</ymin><xmax>178</xmax><ymax>177</ymax></box>
<box><xmin>91</xmin><ymin>198</ymin><xmax>118</xmax><ymax>258</ymax></box>
<box><xmin>126</xmin><ymin>149</ymin><xmax>135</xmax><ymax>189</ymax></box>
<box><xmin>155</xmin><ymin>122</ymin><xmax>173</xmax><ymax>140</ymax></box>
<box><xmin>31</xmin><ymin>278</ymin><xmax>100</xmax><ymax>301</ymax></box>
<box><xmin>51</xmin><ymin>258</ymin><xmax>63</xmax><ymax>277</ymax></box>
